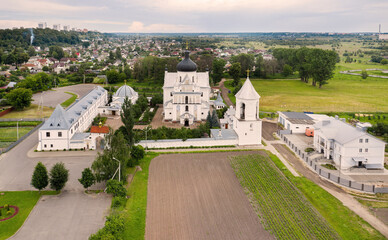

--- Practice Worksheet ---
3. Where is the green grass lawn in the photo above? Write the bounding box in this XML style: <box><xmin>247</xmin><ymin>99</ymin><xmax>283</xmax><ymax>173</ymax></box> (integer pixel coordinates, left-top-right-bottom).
<box><xmin>225</xmin><ymin>62</ymin><xmax>388</xmax><ymax>112</ymax></box>
<box><xmin>0</xmin><ymin>127</ymin><xmax>34</xmax><ymax>142</ymax></box>
<box><xmin>0</xmin><ymin>104</ymin><xmax>53</xmax><ymax>119</ymax></box>
<box><xmin>266</xmin><ymin>151</ymin><xmax>385</xmax><ymax>240</ymax></box>
<box><xmin>0</xmin><ymin>191</ymin><xmax>57</xmax><ymax>240</ymax></box>
<box><xmin>122</xmin><ymin>152</ymin><xmax>158</xmax><ymax>239</ymax></box>
<box><xmin>60</xmin><ymin>92</ymin><xmax>78</xmax><ymax>108</ymax></box>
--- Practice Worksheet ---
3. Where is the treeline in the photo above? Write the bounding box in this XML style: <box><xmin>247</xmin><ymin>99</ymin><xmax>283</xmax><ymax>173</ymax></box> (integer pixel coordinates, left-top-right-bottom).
<box><xmin>0</xmin><ymin>28</ymin><xmax>83</xmax><ymax>51</ymax></box>
<box><xmin>273</xmin><ymin>48</ymin><xmax>338</xmax><ymax>87</ymax></box>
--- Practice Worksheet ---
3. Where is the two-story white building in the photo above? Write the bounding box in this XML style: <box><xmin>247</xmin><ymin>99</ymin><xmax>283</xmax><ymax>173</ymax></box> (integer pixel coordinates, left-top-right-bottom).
<box><xmin>37</xmin><ymin>86</ymin><xmax>108</xmax><ymax>151</ymax></box>
<box><xmin>313</xmin><ymin>118</ymin><xmax>386</xmax><ymax>170</ymax></box>
<box><xmin>163</xmin><ymin>50</ymin><xmax>211</xmax><ymax>126</ymax></box>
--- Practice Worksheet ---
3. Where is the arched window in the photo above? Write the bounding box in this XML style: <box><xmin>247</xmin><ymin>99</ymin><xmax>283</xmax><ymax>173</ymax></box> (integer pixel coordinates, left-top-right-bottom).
<box><xmin>185</xmin><ymin>105</ymin><xmax>189</xmax><ymax>111</ymax></box>
<box><xmin>240</xmin><ymin>103</ymin><xmax>245</xmax><ymax>119</ymax></box>
<box><xmin>192</xmin><ymin>76</ymin><xmax>194</xmax><ymax>82</ymax></box>
<box><xmin>185</xmin><ymin>96</ymin><xmax>188</xmax><ymax>104</ymax></box>
<box><xmin>180</xmin><ymin>76</ymin><xmax>182</xmax><ymax>82</ymax></box>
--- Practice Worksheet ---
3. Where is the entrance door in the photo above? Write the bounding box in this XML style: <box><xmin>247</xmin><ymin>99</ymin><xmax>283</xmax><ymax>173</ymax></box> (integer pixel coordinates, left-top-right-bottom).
<box><xmin>225</xmin><ymin>123</ymin><xmax>228</xmax><ymax>129</ymax></box>
<box><xmin>358</xmin><ymin>161</ymin><xmax>363</xmax><ymax>167</ymax></box>
<box><xmin>184</xmin><ymin>119</ymin><xmax>189</xmax><ymax>127</ymax></box>
<box><xmin>112</xmin><ymin>111</ymin><xmax>116</xmax><ymax>116</ymax></box>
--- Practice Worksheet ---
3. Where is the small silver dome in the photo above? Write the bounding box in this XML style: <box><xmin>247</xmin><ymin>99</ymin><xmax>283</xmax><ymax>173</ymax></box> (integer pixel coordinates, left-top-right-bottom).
<box><xmin>113</xmin><ymin>84</ymin><xmax>138</xmax><ymax>99</ymax></box>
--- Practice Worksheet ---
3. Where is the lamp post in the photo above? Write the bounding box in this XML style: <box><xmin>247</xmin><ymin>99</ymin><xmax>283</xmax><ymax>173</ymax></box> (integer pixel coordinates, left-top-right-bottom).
<box><xmin>17</xmin><ymin>118</ymin><xmax>22</xmax><ymax>140</ymax></box>
<box><xmin>113</xmin><ymin>157</ymin><xmax>121</xmax><ymax>182</ymax></box>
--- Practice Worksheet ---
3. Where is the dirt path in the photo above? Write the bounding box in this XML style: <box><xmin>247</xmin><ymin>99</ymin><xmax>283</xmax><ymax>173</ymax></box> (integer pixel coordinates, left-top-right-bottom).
<box><xmin>145</xmin><ymin>152</ymin><xmax>274</xmax><ymax>240</ymax></box>
<box><xmin>272</xmin><ymin>143</ymin><xmax>388</xmax><ymax>238</ymax></box>
<box><xmin>219</xmin><ymin>79</ymin><xmax>234</xmax><ymax>107</ymax></box>
<box><xmin>262</xmin><ymin>121</ymin><xmax>279</xmax><ymax>141</ymax></box>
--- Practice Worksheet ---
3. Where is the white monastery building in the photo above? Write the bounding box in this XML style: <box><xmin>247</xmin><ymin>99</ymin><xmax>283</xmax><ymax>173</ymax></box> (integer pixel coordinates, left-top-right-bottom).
<box><xmin>163</xmin><ymin>50</ymin><xmax>211</xmax><ymax>126</ymax></box>
<box><xmin>104</xmin><ymin>84</ymin><xmax>138</xmax><ymax>116</ymax></box>
<box><xmin>37</xmin><ymin>86</ymin><xmax>108</xmax><ymax>151</ymax></box>
<box><xmin>140</xmin><ymin>75</ymin><xmax>262</xmax><ymax>148</ymax></box>
<box><xmin>314</xmin><ymin>117</ymin><xmax>386</xmax><ymax>170</ymax></box>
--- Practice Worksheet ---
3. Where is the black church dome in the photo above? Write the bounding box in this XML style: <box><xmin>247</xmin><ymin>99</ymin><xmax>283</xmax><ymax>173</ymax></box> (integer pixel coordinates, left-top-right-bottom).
<box><xmin>177</xmin><ymin>51</ymin><xmax>197</xmax><ymax>72</ymax></box>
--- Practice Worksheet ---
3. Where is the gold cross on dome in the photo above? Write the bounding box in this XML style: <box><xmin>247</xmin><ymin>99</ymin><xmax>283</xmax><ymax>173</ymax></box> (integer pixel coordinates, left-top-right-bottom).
<box><xmin>246</xmin><ymin>69</ymin><xmax>250</xmax><ymax>77</ymax></box>
<box><xmin>186</xmin><ymin>41</ymin><xmax>188</xmax><ymax>50</ymax></box>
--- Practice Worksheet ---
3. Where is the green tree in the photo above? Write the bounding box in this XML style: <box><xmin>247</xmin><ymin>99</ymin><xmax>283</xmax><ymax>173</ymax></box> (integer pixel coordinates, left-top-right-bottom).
<box><xmin>381</xmin><ymin>59</ymin><xmax>388</xmax><ymax>65</ymax></box>
<box><xmin>78</xmin><ymin>168</ymin><xmax>95</xmax><ymax>191</ymax></box>
<box><xmin>31</xmin><ymin>162</ymin><xmax>48</xmax><ymax>191</ymax></box>
<box><xmin>129</xmin><ymin>145</ymin><xmax>145</xmax><ymax>167</ymax></box>
<box><xmin>106</xmin><ymin>180</ymin><xmax>126</xmax><ymax>197</ymax></box>
<box><xmin>49</xmin><ymin>46</ymin><xmax>64</xmax><ymax>60</ymax></box>
<box><xmin>229</xmin><ymin>62</ymin><xmax>241</xmax><ymax>86</ymax></box>
<box><xmin>49</xmin><ymin>162</ymin><xmax>69</xmax><ymax>191</ymax></box>
<box><xmin>361</xmin><ymin>70</ymin><xmax>368</xmax><ymax>79</ymax></box>
<box><xmin>92</xmin><ymin>131</ymin><xmax>129</xmax><ymax>182</ymax></box>
<box><xmin>211</xmin><ymin>110</ymin><xmax>220</xmax><ymax>128</ymax></box>
<box><xmin>123</xmin><ymin>66</ymin><xmax>131</xmax><ymax>79</ymax></box>
<box><xmin>212</xmin><ymin>58</ymin><xmax>226</xmax><ymax>84</ymax></box>
<box><xmin>282</xmin><ymin>64</ymin><xmax>293</xmax><ymax>77</ymax></box>
<box><xmin>231</xmin><ymin>53</ymin><xmax>254</xmax><ymax>77</ymax></box>
<box><xmin>27</xmin><ymin>46</ymin><xmax>36</xmax><ymax>57</ymax></box>
<box><xmin>106</xmin><ymin>70</ymin><xmax>120</xmax><ymax>83</ymax></box>
<box><xmin>254</xmin><ymin>55</ymin><xmax>265</xmax><ymax>78</ymax></box>
<box><xmin>121</xmin><ymin>97</ymin><xmax>135</xmax><ymax>146</ymax></box>
<box><xmin>307</xmin><ymin>49</ymin><xmax>337</xmax><ymax>88</ymax></box>
<box><xmin>6</xmin><ymin>88</ymin><xmax>33</xmax><ymax>110</ymax></box>
<box><xmin>115</xmin><ymin>47</ymin><xmax>122</xmax><ymax>60</ymax></box>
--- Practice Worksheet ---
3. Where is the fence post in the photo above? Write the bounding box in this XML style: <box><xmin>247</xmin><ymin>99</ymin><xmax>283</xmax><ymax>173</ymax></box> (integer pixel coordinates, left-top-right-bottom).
<box><xmin>338</xmin><ymin>176</ymin><xmax>340</xmax><ymax>183</ymax></box>
<box><xmin>314</xmin><ymin>165</ymin><xmax>317</xmax><ymax>170</ymax></box>
<box><xmin>319</xmin><ymin>169</ymin><xmax>321</xmax><ymax>174</ymax></box>
<box><xmin>349</xmin><ymin>181</ymin><xmax>352</xmax><ymax>187</ymax></box>
<box><xmin>362</xmin><ymin>184</ymin><xmax>364</xmax><ymax>191</ymax></box>
<box><xmin>328</xmin><ymin>173</ymin><xmax>331</xmax><ymax>179</ymax></box>
<box><xmin>373</xmin><ymin>185</ymin><xmax>375</xmax><ymax>193</ymax></box>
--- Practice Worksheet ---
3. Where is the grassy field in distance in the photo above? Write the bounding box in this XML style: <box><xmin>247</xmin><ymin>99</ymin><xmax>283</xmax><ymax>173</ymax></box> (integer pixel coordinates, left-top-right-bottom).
<box><xmin>225</xmin><ymin>62</ymin><xmax>388</xmax><ymax>112</ymax></box>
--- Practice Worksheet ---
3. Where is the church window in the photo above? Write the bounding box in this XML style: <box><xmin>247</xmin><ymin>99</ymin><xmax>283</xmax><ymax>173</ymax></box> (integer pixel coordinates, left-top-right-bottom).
<box><xmin>192</xmin><ymin>76</ymin><xmax>194</xmax><ymax>82</ymax></box>
<box><xmin>185</xmin><ymin>96</ymin><xmax>188</xmax><ymax>104</ymax></box>
<box><xmin>46</xmin><ymin>132</ymin><xmax>50</xmax><ymax>137</ymax></box>
<box><xmin>185</xmin><ymin>106</ymin><xmax>189</xmax><ymax>111</ymax></box>
<box><xmin>180</xmin><ymin>76</ymin><xmax>182</xmax><ymax>82</ymax></box>
<box><xmin>50</xmin><ymin>144</ymin><xmax>53</xmax><ymax>148</ymax></box>
<box><xmin>240</xmin><ymin>103</ymin><xmax>245</xmax><ymax>119</ymax></box>
<box><xmin>58</xmin><ymin>132</ymin><xmax>62</xmax><ymax>137</ymax></box>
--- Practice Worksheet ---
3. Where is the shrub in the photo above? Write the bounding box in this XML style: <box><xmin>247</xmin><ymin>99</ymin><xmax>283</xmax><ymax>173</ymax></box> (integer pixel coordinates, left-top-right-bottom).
<box><xmin>111</xmin><ymin>197</ymin><xmax>127</xmax><ymax>209</ymax></box>
<box><xmin>4</xmin><ymin>204</ymin><xmax>9</xmax><ymax>211</ymax></box>
<box><xmin>31</xmin><ymin>162</ymin><xmax>49</xmax><ymax>191</ymax></box>
<box><xmin>89</xmin><ymin>214</ymin><xmax>125</xmax><ymax>240</ymax></box>
<box><xmin>305</xmin><ymin>148</ymin><xmax>314</xmax><ymax>153</ymax></box>
<box><xmin>106</xmin><ymin>180</ymin><xmax>127</xmax><ymax>197</ymax></box>
<box><xmin>7</xmin><ymin>211</ymin><xmax>12</xmax><ymax>216</ymax></box>
<box><xmin>64</xmin><ymin>149</ymin><xmax>66</xmax><ymax>151</ymax></box>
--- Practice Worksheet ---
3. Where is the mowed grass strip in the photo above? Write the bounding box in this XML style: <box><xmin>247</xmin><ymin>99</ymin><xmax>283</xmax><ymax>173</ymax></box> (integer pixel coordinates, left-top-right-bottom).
<box><xmin>231</xmin><ymin>154</ymin><xmax>340</xmax><ymax>240</ymax></box>
<box><xmin>0</xmin><ymin>191</ymin><xmax>57</xmax><ymax>240</ymax></box>
<box><xmin>60</xmin><ymin>92</ymin><xmax>78</xmax><ymax>108</ymax></box>
<box><xmin>0</xmin><ymin>127</ymin><xmax>34</xmax><ymax>142</ymax></box>
<box><xmin>266</xmin><ymin>152</ymin><xmax>385</xmax><ymax>240</ymax></box>
<box><xmin>122</xmin><ymin>152</ymin><xmax>158</xmax><ymax>240</ymax></box>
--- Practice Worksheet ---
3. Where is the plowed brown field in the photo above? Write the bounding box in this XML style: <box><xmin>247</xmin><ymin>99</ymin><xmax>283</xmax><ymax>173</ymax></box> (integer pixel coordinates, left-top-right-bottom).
<box><xmin>145</xmin><ymin>152</ymin><xmax>274</xmax><ymax>240</ymax></box>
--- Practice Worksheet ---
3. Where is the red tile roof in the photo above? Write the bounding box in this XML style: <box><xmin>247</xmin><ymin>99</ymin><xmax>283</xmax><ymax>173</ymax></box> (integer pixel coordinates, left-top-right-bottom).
<box><xmin>90</xmin><ymin>126</ymin><xmax>109</xmax><ymax>134</ymax></box>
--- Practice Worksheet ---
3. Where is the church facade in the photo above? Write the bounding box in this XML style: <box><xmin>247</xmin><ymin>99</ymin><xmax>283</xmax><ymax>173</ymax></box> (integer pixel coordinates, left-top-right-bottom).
<box><xmin>163</xmin><ymin>50</ymin><xmax>211</xmax><ymax>126</ymax></box>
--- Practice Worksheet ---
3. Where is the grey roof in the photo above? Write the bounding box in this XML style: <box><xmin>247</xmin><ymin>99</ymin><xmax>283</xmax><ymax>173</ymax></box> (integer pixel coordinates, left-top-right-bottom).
<box><xmin>214</xmin><ymin>92</ymin><xmax>226</xmax><ymax>107</ymax></box>
<box><xmin>177</xmin><ymin>51</ymin><xmax>197</xmax><ymax>72</ymax></box>
<box><xmin>40</xmin><ymin>86</ymin><xmax>106</xmax><ymax>131</ymax></box>
<box><xmin>281</xmin><ymin>112</ymin><xmax>313</xmax><ymax>120</ymax></box>
<box><xmin>40</xmin><ymin>105</ymin><xmax>70</xmax><ymax>130</ymax></box>
<box><xmin>235</xmin><ymin>78</ymin><xmax>260</xmax><ymax>100</ymax></box>
<box><xmin>71</xmin><ymin>132</ymin><xmax>90</xmax><ymax>140</ymax></box>
<box><xmin>314</xmin><ymin>118</ymin><xmax>386</xmax><ymax>145</ymax></box>
<box><xmin>210</xmin><ymin>129</ymin><xmax>238</xmax><ymax>140</ymax></box>
<box><xmin>113</xmin><ymin>84</ymin><xmax>138</xmax><ymax>99</ymax></box>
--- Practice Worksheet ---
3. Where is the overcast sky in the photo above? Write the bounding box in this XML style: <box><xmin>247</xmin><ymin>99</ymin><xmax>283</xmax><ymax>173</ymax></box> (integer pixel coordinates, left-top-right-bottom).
<box><xmin>0</xmin><ymin>0</ymin><xmax>387</xmax><ymax>33</ymax></box>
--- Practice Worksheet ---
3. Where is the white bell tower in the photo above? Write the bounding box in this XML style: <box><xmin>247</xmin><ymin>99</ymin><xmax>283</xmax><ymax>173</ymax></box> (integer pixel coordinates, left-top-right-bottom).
<box><xmin>232</xmin><ymin>70</ymin><xmax>262</xmax><ymax>145</ymax></box>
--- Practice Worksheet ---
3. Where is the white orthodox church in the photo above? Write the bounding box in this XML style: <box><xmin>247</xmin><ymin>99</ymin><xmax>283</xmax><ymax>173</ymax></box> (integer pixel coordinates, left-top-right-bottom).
<box><xmin>104</xmin><ymin>84</ymin><xmax>138</xmax><ymax>115</ymax></box>
<box><xmin>163</xmin><ymin>50</ymin><xmax>211</xmax><ymax>126</ymax></box>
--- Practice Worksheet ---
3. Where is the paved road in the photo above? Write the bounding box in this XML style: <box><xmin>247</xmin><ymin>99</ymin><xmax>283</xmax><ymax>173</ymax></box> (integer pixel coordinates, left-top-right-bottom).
<box><xmin>32</xmin><ymin>84</ymin><xmax>97</xmax><ymax>108</ymax></box>
<box><xmin>0</xmin><ymin>130</ymin><xmax>111</xmax><ymax>239</ymax></box>
<box><xmin>219</xmin><ymin>79</ymin><xmax>234</xmax><ymax>107</ymax></box>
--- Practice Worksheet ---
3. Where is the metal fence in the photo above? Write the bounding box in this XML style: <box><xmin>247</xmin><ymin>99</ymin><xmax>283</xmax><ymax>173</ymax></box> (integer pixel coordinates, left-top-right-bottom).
<box><xmin>0</xmin><ymin>121</ymin><xmax>44</xmax><ymax>154</ymax></box>
<box><xmin>0</xmin><ymin>118</ymin><xmax>44</xmax><ymax>122</ymax></box>
<box><xmin>278</xmin><ymin>132</ymin><xmax>388</xmax><ymax>194</ymax></box>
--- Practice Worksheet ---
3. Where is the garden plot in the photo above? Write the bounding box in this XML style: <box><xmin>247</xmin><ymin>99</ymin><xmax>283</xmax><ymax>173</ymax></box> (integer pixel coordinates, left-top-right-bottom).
<box><xmin>231</xmin><ymin>153</ymin><xmax>339</xmax><ymax>240</ymax></box>
<box><xmin>145</xmin><ymin>152</ymin><xmax>273</xmax><ymax>240</ymax></box>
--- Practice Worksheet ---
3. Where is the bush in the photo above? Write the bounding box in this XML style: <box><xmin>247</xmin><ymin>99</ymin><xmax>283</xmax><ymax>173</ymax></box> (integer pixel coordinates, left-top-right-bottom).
<box><xmin>129</xmin><ymin>145</ymin><xmax>145</xmax><ymax>166</ymax></box>
<box><xmin>4</xmin><ymin>204</ymin><xmax>9</xmax><ymax>211</ymax></box>
<box><xmin>106</xmin><ymin>180</ymin><xmax>127</xmax><ymax>197</ymax></box>
<box><xmin>305</xmin><ymin>148</ymin><xmax>314</xmax><ymax>153</ymax></box>
<box><xmin>89</xmin><ymin>214</ymin><xmax>125</xmax><ymax>240</ymax></box>
<box><xmin>111</xmin><ymin>197</ymin><xmax>127</xmax><ymax>209</ymax></box>
<box><xmin>7</xmin><ymin>211</ymin><xmax>12</xmax><ymax>216</ymax></box>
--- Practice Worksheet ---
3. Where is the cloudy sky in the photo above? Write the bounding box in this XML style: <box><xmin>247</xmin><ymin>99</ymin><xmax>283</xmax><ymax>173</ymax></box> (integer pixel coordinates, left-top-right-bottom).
<box><xmin>0</xmin><ymin>0</ymin><xmax>387</xmax><ymax>33</ymax></box>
